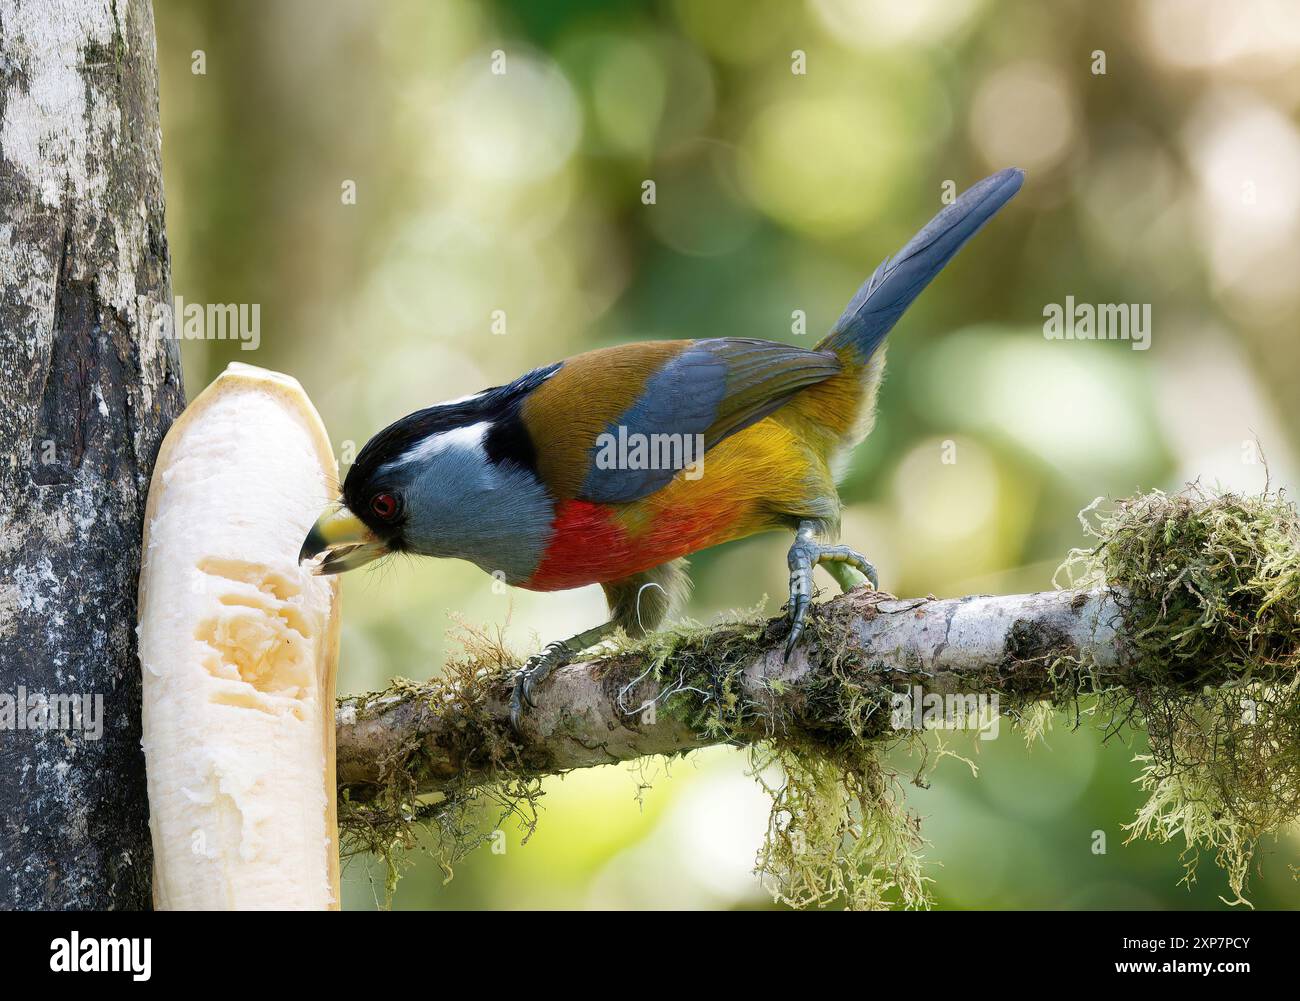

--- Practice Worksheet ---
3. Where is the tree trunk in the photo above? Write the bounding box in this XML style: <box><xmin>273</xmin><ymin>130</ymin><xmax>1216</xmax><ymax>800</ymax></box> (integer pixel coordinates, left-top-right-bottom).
<box><xmin>0</xmin><ymin>0</ymin><xmax>182</xmax><ymax>909</ymax></box>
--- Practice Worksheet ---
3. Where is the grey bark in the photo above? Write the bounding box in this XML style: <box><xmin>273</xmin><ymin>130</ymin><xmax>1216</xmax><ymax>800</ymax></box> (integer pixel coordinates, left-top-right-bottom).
<box><xmin>336</xmin><ymin>588</ymin><xmax>1127</xmax><ymax>800</ymax></box>
<box><xmin>0</xmin><ymin>0</ymin><xmax>182</xmax><ymax>909</ymax></box>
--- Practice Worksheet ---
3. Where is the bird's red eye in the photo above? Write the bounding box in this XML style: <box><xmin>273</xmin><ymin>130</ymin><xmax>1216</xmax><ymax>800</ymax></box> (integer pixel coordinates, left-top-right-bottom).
<box><xmin>370</xmin><ymin>492</ymin><xmax>399</xmax><ymax>521</ymax></box>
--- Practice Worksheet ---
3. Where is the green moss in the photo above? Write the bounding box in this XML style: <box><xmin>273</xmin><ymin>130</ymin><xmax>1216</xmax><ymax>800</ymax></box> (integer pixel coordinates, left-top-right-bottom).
<box><xmin>623</xmin><ymin>604</ymin><xmax>932</xmax><ymax>910</ymax></box>
<box><xmin>1060</xmin><ymin>485</ymin><xmax>1300</xmax><ymax>904</ymax></box>
<box><xmin>336</xmin><ymin>620</ymin><xmax>542</xmax><ymax>907</ymax></box>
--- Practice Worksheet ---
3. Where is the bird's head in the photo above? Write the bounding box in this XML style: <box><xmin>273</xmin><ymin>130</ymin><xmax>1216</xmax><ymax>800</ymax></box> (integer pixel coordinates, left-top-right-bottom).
<box><xmin>297</xmin><ymin>407</ymin><xmax>491</xmax><ymax>574</ymax></box>
<box><xmin>299</xmin><ymin>365</ymin><xmax>559</xmax><ymax>576</ymax></box>
<box><xmin>295</xmin><ymin>426</ymin><xmax>411</xmax><ymax>575</ymax></box>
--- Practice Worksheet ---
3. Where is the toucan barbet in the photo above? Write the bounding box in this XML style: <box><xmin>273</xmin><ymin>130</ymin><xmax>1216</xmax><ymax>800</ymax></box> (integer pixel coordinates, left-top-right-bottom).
<box><xmin>300</xmin><ymin>167</ymin><xmax>1025</xmax><ymax>728</ymax></box>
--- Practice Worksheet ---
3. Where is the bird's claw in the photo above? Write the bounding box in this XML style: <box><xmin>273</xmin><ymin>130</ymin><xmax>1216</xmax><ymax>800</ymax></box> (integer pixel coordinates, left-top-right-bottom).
<box><xmin>509</xmin><ymin>640</ymin><xmax>572</xmax><ymax>734</ymax></box>
<box><xmin>784</xmin><ymin>532</ymin><xmax>878</xmax><ymax>663</ymax></box>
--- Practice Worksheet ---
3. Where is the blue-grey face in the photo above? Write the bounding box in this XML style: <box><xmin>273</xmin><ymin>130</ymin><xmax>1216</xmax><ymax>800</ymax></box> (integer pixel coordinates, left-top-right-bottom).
<box><xmin>370</xmin><ymin>420</ymin><xmax>555</xmax><ymax>582</ymax></box>
<box><xmin>299</xmin><ymin>363</ymin><xmax>561</xmax><ymax>580</ymax></box>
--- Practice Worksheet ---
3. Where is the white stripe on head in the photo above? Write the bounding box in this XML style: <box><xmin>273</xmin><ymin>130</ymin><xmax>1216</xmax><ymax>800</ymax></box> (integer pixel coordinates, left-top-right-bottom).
<box><xmin>379</xmin><ymin>420</ymin><xmax>491</xmax><ymax>474</ymax></box>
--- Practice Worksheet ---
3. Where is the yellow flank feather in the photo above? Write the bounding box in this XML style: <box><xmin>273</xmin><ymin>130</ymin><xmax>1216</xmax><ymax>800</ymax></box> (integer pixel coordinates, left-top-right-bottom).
<box><xmin>785</xmin><ymin>345</ymin><xmax>887</xmax><ymax>462</ymax></box>
<box><xmin>612</xmin><ymin>411</ymin><xmax>844</xmax><ymax>553</ymax></box>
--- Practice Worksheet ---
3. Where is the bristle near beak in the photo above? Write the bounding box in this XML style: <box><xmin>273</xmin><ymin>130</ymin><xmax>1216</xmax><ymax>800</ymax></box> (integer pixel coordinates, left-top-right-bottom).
<box><xmin>300</xmin><ymin>503</ymin><xmax>387</xmax><ymax>574</ymax></box>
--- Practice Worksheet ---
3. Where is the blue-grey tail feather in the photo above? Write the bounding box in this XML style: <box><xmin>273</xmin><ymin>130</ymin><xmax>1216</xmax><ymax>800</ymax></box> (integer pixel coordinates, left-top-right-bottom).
<box><xmin>817</xmin><ymin>167</ymin><xmax>1024</xmax><ymax>361</ymax></box>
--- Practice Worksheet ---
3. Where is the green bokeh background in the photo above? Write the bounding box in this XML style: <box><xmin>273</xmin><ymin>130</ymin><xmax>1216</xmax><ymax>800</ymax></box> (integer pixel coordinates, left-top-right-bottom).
<box><xmin>154</xmin><ymin>0</ymin><xmax>1300</xmax><ymax>909</ymax></box>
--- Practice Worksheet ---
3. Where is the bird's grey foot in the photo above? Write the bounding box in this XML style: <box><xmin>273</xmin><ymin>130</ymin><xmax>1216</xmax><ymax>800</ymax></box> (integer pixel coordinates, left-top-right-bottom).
<box><xmin>510</xmin><ymin>640</ymin><xmax>573</xmax><ymax>733</ymax></box>
<box><xmin>785</xmin><ymin>521</ymin><xmax>878</xmax><ymax>662</ymax></box>
<box><xmin>509</xmin><ymin>620</ymin><xmax>617</xmax><ymax>733</ymax></box>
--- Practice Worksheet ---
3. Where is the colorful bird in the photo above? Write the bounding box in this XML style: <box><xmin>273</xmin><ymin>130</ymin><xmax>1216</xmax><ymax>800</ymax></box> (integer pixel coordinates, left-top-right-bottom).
<box><xmin>300</xmin><ymin>167</ymin><xmax>1024</xmax><ymax>729</ymax></box>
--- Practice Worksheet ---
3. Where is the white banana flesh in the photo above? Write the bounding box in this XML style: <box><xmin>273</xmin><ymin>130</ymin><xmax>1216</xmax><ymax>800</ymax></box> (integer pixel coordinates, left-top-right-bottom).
<box><xmin>138</xmin><ymin>363</ymin><xmax>341</xmax><ymax>910</ymax></box>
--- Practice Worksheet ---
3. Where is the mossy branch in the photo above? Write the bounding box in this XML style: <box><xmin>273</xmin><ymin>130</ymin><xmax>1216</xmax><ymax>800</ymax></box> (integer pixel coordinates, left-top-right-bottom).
<box><xmin>334</xmin><ymin>486</ymin><xmax>1300</xmax><ymax>909</ymax></box>
<box><xmin>335</xmin><ymin>588</ymin><xmax>1131</xmax><ymax>801</ymax></box>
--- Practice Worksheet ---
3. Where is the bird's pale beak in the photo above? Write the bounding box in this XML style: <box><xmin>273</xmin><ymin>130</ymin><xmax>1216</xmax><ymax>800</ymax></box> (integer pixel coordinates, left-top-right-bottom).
<box><xmin>299</xmin><ymin>503</ymin><xmax>387</xmax><ymax>575</ymax></box>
